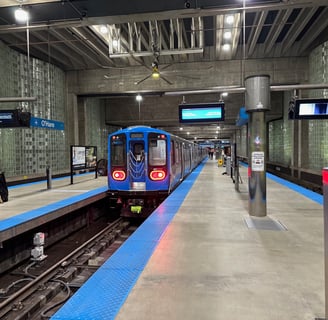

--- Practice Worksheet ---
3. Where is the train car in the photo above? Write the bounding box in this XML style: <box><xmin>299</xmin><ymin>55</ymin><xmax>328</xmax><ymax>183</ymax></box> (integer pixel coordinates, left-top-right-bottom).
<box><xmin>107</xmin><ymin>126</ymin><xmax>206</xmax><ymax>218</ymax></box>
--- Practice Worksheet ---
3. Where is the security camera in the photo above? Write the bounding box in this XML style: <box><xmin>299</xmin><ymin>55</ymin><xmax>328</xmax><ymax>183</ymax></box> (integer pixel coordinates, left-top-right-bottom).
<box><xmin>184</xmin><ymin>1</ymin><xmax>191</xmax><ymax>8</ymax></box>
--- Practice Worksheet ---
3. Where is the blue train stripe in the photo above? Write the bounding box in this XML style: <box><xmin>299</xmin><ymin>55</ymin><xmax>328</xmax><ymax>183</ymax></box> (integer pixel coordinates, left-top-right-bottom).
<box><xmin>51</xmin><ymin>160</ymin><xmax>207</xmax><ymax>320</ymax></box>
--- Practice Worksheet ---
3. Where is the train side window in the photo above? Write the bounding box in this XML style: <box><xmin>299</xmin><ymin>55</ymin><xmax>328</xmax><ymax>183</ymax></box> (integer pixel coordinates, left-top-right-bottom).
<box><xmin>175</xmin><ymin>142</ymin><xmax>181</xmax><ymax>164</ymax></box>
<box><xmin>171</xmin><ymin>141</ymin><xmax>176</xmax><ymax>165</ymax></box>
<box><xmin>149</xmin><ymin>139</ymin><xmax>166</xmax><ymax>166</ymax></box>
<box><xmin>111</xmin><ymin>134</ymin><xmax>126</xmax><ymax>165</ymax></box>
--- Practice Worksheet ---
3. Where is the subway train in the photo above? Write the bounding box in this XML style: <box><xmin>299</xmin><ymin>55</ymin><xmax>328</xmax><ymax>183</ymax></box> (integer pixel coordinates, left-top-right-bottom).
<box><xmin>107</xmin><ymin>126</ymin><xmax>207</xmax><ymax>218</ymax></box>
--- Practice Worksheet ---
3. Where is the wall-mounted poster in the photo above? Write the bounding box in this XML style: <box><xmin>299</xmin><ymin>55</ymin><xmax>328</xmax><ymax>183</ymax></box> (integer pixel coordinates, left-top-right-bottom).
<box><xmin>72</xmin><ymin>146</ymin><xmax>86</xmax><ymax>170</ymax></box>
<box><xmin>86</xmin><ymin>146</ymin><xmax>97</xmax><ymax>168</ymax></box>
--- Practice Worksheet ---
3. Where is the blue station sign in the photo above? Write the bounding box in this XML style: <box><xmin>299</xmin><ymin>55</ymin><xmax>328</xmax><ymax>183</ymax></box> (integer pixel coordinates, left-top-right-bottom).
<box><xmin>30</xmin><ymin>117</ymin><xmax>64</xmax><ymax>130</ymax></box>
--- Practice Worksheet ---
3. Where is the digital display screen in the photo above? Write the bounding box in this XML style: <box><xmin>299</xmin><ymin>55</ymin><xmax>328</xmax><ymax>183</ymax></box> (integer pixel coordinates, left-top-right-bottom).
<box><xmin>0</xmin><ymin>110</ymin><xmax>20</xmax><ymax>127</ymax></box>
<box><xmin>0</xmin><ymin>109</ymin><xmax>31</xmax><ymax>128</ymax></box>
<box><xmin>130</xmin><ymin>133</ymin><xmax>144</xmax><ymax>138</ymax></box>
<box><xmin>289</xmin><ymin>99</ymin><xmax>328</xmax><ymax>120</ymax></box>
<box><xmin>179</xmin><ymin>103</ymin><xmax>224</xmax><ymax>123</ymax></box>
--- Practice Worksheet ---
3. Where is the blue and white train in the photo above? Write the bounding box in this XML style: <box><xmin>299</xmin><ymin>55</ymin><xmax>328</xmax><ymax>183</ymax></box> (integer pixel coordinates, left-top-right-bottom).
<box><xmin>107</xmin><ymin>126</ymin><xmax>206</xmax><ymax>218</ymax></box>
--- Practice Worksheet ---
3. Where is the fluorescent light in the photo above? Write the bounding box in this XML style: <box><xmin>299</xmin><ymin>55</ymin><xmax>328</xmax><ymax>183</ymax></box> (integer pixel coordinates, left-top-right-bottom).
<box><xmin>15</xmin><ymin>7</ymin><xmax>29</xmax><ymax>23</ymax></box>
<box><xmin>223</xmin><ymin>44</ymin><xmax>231</xmax><ymax>51</ymax></box>
<box><xmin>224</xmin><ymin>31</ymin><xmax>232</xmax><ymax>39</ymax></box>
<box><xmin>112</xmin><ymin>39</ymin><xmax>119</xmax><ymax>48</ymax></box>
<box><xmin>226</xmin><ymin>15</ymin><xmax>234</xmax><ymax>25</ymax></box>
<box><xmin>100</xmin><ymin>25</ymin><xmax>108</xmax><ymax>34</ymax></box>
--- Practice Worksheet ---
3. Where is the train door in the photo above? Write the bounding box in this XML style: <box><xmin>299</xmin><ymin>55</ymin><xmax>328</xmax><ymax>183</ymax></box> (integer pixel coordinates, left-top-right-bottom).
<box><xmin>148</xmin><ymin>133</ymin><xmax>168</xmax><ymax>188</ymax></box>
<box><xmin>128</xmin><ymin>140</ymin><xmax>146</xmax><ymax>190</ymax></box>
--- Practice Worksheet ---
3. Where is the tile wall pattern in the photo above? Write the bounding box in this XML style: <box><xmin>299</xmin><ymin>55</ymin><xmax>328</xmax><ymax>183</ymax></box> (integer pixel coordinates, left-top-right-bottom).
<box><xmin>0</xmin><ymin>41</ymin><xmax>67</xmax><ymax>177</ymax></box>
<box><xmin>308</xmin><ymin>41</ymin><xmax>328</xmax><ymax>170</ymax></box>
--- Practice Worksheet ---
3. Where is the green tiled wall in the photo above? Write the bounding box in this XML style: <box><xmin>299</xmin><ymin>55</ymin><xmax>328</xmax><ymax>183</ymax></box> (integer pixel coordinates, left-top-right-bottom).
<box><xmin>307</xmin><ymin>41</ymin><xmax>328</xmax><ymax>170</ymax></box>
<box><xmin>0</xmin><ymin>41</ymin><xmax>67</xmax><ymax>177</ymax></box>
<box><xmin>84</xmin><ymin>98</ymin><xmax>117</xmax><ymax>160</ymax></box>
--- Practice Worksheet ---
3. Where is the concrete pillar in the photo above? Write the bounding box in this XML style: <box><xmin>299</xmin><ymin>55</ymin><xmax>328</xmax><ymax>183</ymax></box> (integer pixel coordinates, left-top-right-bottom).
<box><xmin>245</xmin><ymin>75</ymin><xmax>270</xmax><ymax>217</ymax></box>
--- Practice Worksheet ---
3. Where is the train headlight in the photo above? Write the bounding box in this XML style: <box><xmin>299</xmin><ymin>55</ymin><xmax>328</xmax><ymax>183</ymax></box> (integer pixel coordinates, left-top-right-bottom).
<box><xmin>112</xmin><ymin>170</ymin><xmax>126</xmax><ymax>181</ymax></box>
<box><xmin>150</xmin><ymin>169</ymin><xmax>166</xmax><ymax>181</ymax></box>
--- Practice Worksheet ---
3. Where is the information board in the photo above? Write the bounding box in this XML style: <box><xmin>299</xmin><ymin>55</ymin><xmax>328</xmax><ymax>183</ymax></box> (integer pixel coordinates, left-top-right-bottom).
<box><xmin>251</xmin><ymin>151</ymin><xmax>265</xmax><ymax>172</ymax></box>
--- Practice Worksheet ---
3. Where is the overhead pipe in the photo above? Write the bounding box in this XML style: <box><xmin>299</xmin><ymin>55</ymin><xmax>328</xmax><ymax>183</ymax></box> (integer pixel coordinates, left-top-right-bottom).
<box><xmin>164</xmin><ymin>83</ymin><xmax>328</xmax><ymax>96</ymax></box>
<box><xmin>109</xmin><ymin>48</ymin><xmax>203</xmax><ymax>58</ymax></box>
<box><xmin>0</xmin><ymin>97</ymin><xmax>37</xmax><ymax>102</ymax></box>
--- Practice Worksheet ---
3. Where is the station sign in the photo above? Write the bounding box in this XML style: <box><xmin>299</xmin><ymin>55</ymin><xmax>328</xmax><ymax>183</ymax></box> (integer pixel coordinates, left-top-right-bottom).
<box><xmin>30</xmin><ymin>117</ymin><xmax>64</xmax><ymax>130</ymax></box>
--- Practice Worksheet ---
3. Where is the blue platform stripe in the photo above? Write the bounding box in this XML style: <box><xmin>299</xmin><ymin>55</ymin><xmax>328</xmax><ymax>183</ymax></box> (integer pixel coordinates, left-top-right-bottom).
<box><xmin>51</xmin><ymin>160</ymin><xmax>206</xmax><ymax>320</ymax></box>
<box><xmin>239</xmin><ymin>162</ymin><xmax>323</xmax><ymax>205</ymax></box>
<box><xmin>266</xmin><ymin>172</ymin><xmax>323</xmax><ymax>205</ymax></box>
<box><xmin>8</xmin><ymin>172</ymin><xmax>95</xmax><ymax>190</ymax></box>
<box><xmin>0</xmin><ymin>186</ymin><xmax>108</xmax><ymax>232</ymax></box>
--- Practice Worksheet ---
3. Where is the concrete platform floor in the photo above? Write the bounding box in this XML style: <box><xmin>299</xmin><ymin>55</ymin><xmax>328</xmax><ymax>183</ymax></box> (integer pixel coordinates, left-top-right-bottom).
<box><xmin>0</xmin><ymin>173</ymin><xmax>108</xmax><ymax>220</ymax></box>
<box><xmin>116</xmin><ymin>160</ymin><xmax>324</xmax><ymax>320</ymax></box>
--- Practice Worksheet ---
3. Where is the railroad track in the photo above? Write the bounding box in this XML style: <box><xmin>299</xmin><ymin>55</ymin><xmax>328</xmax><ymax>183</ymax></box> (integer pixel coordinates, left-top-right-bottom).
<box><xmin>0</xmin><ymin>217</ymin><xmax>136</xmax><ymax>319</ymax></box>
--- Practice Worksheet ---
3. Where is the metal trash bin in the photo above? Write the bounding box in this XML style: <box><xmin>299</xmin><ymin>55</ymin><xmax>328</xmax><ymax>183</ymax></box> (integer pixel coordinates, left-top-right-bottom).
<box><xmin>226</xmin><ymin>156</ymin><xmax>231</xmax><ymax>175</ymax></box>
<box><xmin>0</xmin><ymin>172</ymin><xmax>8</xmax><ymax>202</ymax></box>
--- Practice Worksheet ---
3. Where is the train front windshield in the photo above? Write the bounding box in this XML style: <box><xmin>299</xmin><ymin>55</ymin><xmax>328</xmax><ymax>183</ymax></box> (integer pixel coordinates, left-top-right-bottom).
<box><xmin>111</xmin><ymin>134</ymin><xmax>126</xmax><ymax>165</ymax></box>
<box><xmin>148</xmin><ymin>134</ymin><xmax>167</xmax><ymax>166</ymax></box>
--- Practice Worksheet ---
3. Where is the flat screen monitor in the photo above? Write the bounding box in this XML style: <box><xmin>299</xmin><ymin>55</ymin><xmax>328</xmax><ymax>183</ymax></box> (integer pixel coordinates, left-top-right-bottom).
<box><xmin>0</xmin><ymin>109</ymin><xmax>31</xmax><ymax>128</ymax></box>
<box><xmin>179</xmin><ymin>103</ymin><xmax>224</xmax><ymax>123</ymax></box>
<box><xmin>0</xmin><ymin>110</ymin><xmax>19</xmax><ymax>127</ymax></box>
<box><xmin>289</xmin><ymin>98</ymin><xmax>328</xmax><ymax>120</ymax></box>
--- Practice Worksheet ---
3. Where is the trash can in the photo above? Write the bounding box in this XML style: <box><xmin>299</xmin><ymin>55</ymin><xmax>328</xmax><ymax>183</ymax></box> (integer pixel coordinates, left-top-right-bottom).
<box><xmin>0</xmin><ymin>172</ymin><xmax>8</xmax><ymax>202</ymax></box>
<box><xmin>226</xmin><ymin>156</ymin><xmax>231</xmax><ymax>175</ymax></box>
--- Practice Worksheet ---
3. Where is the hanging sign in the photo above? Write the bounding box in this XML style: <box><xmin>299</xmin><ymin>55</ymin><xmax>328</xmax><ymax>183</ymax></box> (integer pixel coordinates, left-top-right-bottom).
<box><xmin>30</xmin><ymin>117</ymin><xmax>64</xmax><ymax>130</ymax></box>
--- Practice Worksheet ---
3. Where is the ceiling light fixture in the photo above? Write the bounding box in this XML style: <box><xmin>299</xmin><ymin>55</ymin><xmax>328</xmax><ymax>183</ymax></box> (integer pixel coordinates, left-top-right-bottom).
<box><xmin>223</xmin><ymin>44</ymin><xmax>231</xmax><ymax>51</ymax></box>
<box><xmin>15</xmin><ymin>7</ymin><xmax>29</xmax><ymax>23</ymax></box>
<box><xmin>224</xmin><ymin>31</ymin><xmax>232</xmax><ymax>40</ymax></box>
<box><xmin>226</xmin><ymin>15</ymin><xmax>234</xmax><ymax>25</ymax></box>
<box><xmin>100</xmin><ymin>25</ymin><xmax>108</xmax><ymax>34</ymax></box>
<box><xmin>112</xmin><ymin>39</ymin><xmax>119</xmax><ymax>48</ymax></box>
<box><xmin>151</xmin><ymin>61</ymin><xmax>160</xmax><ymax>80</ymax></box>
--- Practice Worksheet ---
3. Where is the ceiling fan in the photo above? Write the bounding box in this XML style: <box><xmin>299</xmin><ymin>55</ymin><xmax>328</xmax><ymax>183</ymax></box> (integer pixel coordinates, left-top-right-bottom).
<box><xmin>134</xmin><ymin>55</ymin><xmax>173</xmax><ymax>85</ymax></box>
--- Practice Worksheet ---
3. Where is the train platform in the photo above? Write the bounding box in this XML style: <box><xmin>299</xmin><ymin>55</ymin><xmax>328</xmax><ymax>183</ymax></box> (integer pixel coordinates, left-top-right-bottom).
<box><xmin>51</xmin><ymin>159</ymin><xmax>325</xmax><ymax>320</ymax></box>
<box><xmin>0</xmin><ymin>173</ymin><xmax>108</xmax><ymax>244</ymax></box>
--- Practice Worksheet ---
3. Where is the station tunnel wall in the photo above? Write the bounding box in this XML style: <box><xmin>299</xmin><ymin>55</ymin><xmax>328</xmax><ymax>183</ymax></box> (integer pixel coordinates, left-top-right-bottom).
<box><xmin>0</xmin><ymin>41</ymin><xmax>112</xmax><ymax>180</ymax></box>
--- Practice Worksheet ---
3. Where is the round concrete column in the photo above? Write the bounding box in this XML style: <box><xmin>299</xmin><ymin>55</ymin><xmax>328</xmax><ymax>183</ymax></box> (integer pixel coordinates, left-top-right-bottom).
<box><xmin>245</xmin><ymin>75</ymin><xmax>270</xmax><ymax>217</ymax></box>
